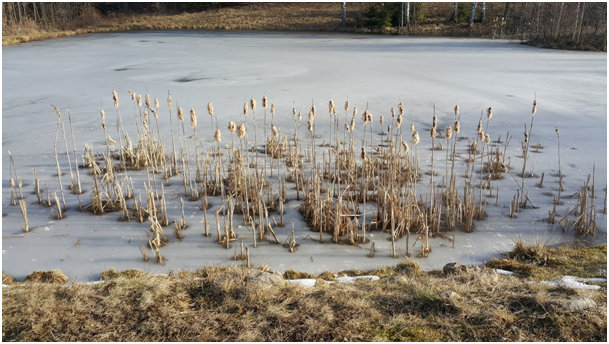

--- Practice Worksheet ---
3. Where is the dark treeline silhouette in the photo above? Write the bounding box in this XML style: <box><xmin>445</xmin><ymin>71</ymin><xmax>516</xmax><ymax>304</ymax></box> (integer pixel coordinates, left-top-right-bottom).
<box><xmin>365</xmin><ymin>2</ymin><xmax>606</xmax><ymax>51</ymax></box>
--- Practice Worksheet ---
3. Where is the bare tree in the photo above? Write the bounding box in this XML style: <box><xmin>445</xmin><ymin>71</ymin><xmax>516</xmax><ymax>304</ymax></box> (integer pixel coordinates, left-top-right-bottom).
<box><xmin>480</xmin><ymin>2</ymin><xmax>485</xmax><ymax>23</ymax></box>
<box><xmin>452</xmin><ymin>2</ymin><xmax>458</xmax><ymax>22</ymax></box>
<box><xmin>405</xmin><ymin>2</ymin><xmax>410</xmax><ymax>26</ymax></box>
<box><xmin>341</xmin><ymin>2</ymin><xmax>346</xmax><ymax>27</ymax></box>
<box><xmin>469</xmin><ymin>2</ymin><xmax>477</xmax><ymax>27</ymax></box>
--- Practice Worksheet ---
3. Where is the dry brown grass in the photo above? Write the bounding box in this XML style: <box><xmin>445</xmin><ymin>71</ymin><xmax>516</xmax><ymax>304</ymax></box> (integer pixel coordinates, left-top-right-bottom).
<box><xmin>3</xmin><ymin>244</ymin><xmax>606</xmax><ymax>341</ymax></box>
<box><xmin>2</xmin><ymin>3</ymin><xmax>370</xmax><ymax>46</ymax></box>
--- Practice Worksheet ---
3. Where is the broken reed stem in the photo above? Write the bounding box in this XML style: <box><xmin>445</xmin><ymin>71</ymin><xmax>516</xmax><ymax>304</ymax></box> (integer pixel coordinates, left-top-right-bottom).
<box><xmin>53</xmin><ymin>131</ymin><xmax>67</xmax><ymax>210</ymax></box>
<box><xmin>53</xmin><ymin>192</ymin><xmax>63</xmax><ymax>219</ymax></box>
<box><xmin>19</xmin><ymin>199</ymin><xmax>29</xmax><ymax>232</ymax></box>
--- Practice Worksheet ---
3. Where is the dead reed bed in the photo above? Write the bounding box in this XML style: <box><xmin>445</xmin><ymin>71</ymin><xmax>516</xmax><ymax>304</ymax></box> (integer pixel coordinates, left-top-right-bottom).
<box><xmin>15</xmin><ymin>91</ymin><xmax>601</xmax><ymax>264</ymax></box>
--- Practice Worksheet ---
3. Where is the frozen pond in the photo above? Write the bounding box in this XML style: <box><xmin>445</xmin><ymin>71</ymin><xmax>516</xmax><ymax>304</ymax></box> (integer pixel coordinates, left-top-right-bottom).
<box><xmin>2</xmin><ymin>31</ymin><xmax>607</xmax><ymax>281</ymax></box>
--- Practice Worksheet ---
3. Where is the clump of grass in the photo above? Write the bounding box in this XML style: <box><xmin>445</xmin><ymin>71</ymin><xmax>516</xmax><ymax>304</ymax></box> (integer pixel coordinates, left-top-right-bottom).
<box><xmin>24</xmin><ymin>269</ymin><xmax>68</xmax><ymax>284</ymax></box>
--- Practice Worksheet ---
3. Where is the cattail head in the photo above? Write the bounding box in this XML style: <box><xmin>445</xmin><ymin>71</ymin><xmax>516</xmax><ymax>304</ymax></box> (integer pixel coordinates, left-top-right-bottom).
<box><xmin>391</xmin><ymin>107</ymin><xmax>396</xmax><ymax>118</ymax></box>
<box><xmin>190</xmin><ymin>108</ymin><xmax>197</xmax><ymax>128</ymax></box>
<box><xmin>524</xmin><ymin>130</ymin><xmax>529</xmax><ymax>143</ymax></box>
<box><xmin>271</xmin><ymin>125</ymin><xmax>278</xmax><ymax>138</ymax></box>
<box><xmin>555</xmin><ymin>127</ymin><xmax>559</xmax><ymax>139</ymax></box>
<box><xmin>484</xmin><ymin>133</ymin><xmax>491</xmax><ymax>144</ymax></box>
<box><xmin>113</xmin><ymin>89</ymin><xmax>119</xmax><ymax>108</ymax></box>
<box><xmin>398</xmin><ymin>102</ymin><xmax>404</xmax><ymax>116</ymax></box>
<box><xmin>308</xmin><ymin>110</ymin><xmax>314</xmax><ymax>123</ymax></box>
<box><xmin>137</xmin><ymin>95</ymin><xmax>142</xmax><ymax>107</ymax></box>
<box><xmin>430</xmin><ymin>126</ymin><xmax>437</xmax><ymax>138</ymax></box>
<box><xmin>237</xmin><ymin>123</ymin><xmax>246</xmax><ymax>138</ymax></box>
<box><xmin>167</xmin><ymin>94</ymin><xmax>172</xmax><ymax>111</ymax></box>
<box><xmin>311</xmin><ymin>104</ymin><xmax>316</xmax><ymax>117</ymax></box>
<box><xmin>396</xmin><ymin>114</ymin><xmax>403</xmax><ymax>128</ymax></box>
<box><xmin>207</xmin><ymin>102</ymin><xmax>214</xmax><ymax>116</ymax></box>
<box><xmin>129</xmin><ymin>89</ymin><xmax>136</xmax><ymax>101</ymax></box>
<box><xmin>478</xmin><ymin>131</ymin><xmax>485</xmax><ymax>142</ymax></box>
<box><xmin>228</xmin><ymin>121</ymin><xmax>236</xmax><ymax>133</ymax></box>
<box><xmin>454</xmin><ymin>104</ymin><xmax>459</xmax><ymax>116</ymax></box>
<box><xmin>350</xmin><ymin>118</ymin><xmax>355</xmax><ymax>132</ymax></box>
<box><xmin>454</xmin><ymin>120</ymin><xmax>460</xmax><ymax>134</ymax></box>
<box><xmin>352</xmin><ymin>106</ymin><xmax>357</xmax><ymax>118</ymax></box>
<box><xmin>307</xmin><ymin>121</ymin><xmax>313</xmax><ymax>133</ymax></box>
<box><xmin>271</xmin><ymin>102</ymin><xmax>275</xmax><ymax>115</ymax></box>
<box><xmin>177</xmin><ymin>107</ymin><xmax>184</xmax><ymax>121</ymax></box>
<box><xmin>344</xmin><ymin>100</ymin><xmax>349</xmax><ymax>111</ymax></box>
<box><xmin>9</xmin><ymin>178</ymin><xmax>15</xmax><ymax>188</ymax></box>
<box><xmin>100</xmin><ymin>109</ymin><xmax>106</xmax><ymax>129</ymax></box>
<box><xmin>387</xmin><ymin>125</ymin><xmax>391</xmax><ymax>133</ymax></box>
<box><xmin>402</xmin><ymin>140</ymin><xmax>409</xmax><ymax>153</ymax></box>
<box><xmin>532</xmin><ymin>99</ymin><xmax>537</xmax><ymax>116</ymax></box>
<box><xmin>54</xmin><ymin>106</ymin><xmax>61</xmax><ymax>119</ymax></box>
<box><xmin>410</xmin><ymin>123</ymin><xmax>415</xmax><ymax>135</ymax></box>
<box><xmin>145</xmin><ymin>94</ymin><xmax>151</xmax><ymax>108</ymax></box>
<box><xmin>154</xmin><ymin>98</ymin><xmax>160</xmax><ymax>109</ymax></box>
<box><xmin>143</xmin><ymin>110</ymin><xmax>149</xmax><ymax>122</ymax></box>
<box><xmin>298</xmin><ymin>111</ymin><xmax>302</xmax><ymax>121</ymax></box>
<box><xmin>361</xmin><ymin>147</ymin><xmax>366</xmax><ymax>160</ymax></box>
<box><xmin>432</xmin><ymin>114</ymin><xmax>437</xmax><ymax>128</ymax></box>
<box><xmin>151</xmin><ymin>108</ymin><xmax>158</xmax><ymax>120</ymax></box>
<box><xmin>446</xmin><ymin>127</ymin><xmax>452</xmax><ymax>139</ymax></box>
<box><xmin>292</xmin><ymin>107</ymin><xmax>297</xmax><ymax>117</ymax></box>
<box><xmin>262</xmin><ymin>95</ymin><xmax>268</xmax><ymax>109</ymax></box>
<box><xmin>214</xmin><ymin>128</ymin><xmax>221</xmax><ymax>143</ymax></box>
<box><xmin>344</xmin><ymin>123</ymin><xmax>350</xmax><ymax>132</ymax></box>
<box><xmin>412</xmin><ymin>131</ymin><xmax>420</xmax><ymax>145</ymax></box>
<box><xmin>251</xmin><ymin>97</ymin><xmax>256</xmax><ymax>111</ymax></box>
<box><xmin>477</xmin><ymin>120</ymin><xmax>482</xmax><ymax>134</ymax></box>
<box><xmin>380</xmin><ymin>115</ymin><xmax>384</xmax><ymax>126</ymax></box>
<box><xmin>487</xmin><ymin>107</ymin><xmax>493</xmax><ymax>120</ymax></box>
<box><xmin>329</xmin><ymin>99</ymin><xmax>335</xmax><ymax>114</ymax></box>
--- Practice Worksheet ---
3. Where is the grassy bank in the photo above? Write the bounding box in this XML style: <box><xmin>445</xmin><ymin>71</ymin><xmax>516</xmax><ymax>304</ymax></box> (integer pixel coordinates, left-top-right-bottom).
<box><xmin>3</xmin><ymin>3</ymin><xmax>606</xmax><ymax>51</ymax></box>
<box><xmin>3</xmin><ymin>243</ymin><xmax>606</xmax><ymax>341</ymax></box>
<box><xmin>2</xmin><ymin>3</ymin><xmax>369</xmax><ymax>46</ymax></box>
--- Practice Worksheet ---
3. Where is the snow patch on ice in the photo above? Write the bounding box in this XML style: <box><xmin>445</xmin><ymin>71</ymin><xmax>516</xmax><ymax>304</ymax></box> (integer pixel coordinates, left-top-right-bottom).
<box><xmin>538</xmin><ymin>276</ymin><xmax>606</xmax><ymax>290</ymax></box>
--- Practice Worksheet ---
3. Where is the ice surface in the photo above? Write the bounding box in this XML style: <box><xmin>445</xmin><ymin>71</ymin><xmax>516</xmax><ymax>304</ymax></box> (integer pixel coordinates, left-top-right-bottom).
<box><xmin>2</xmin><ymin>32</ymin><xmax>606</xmax><ymax>281</ymax></box>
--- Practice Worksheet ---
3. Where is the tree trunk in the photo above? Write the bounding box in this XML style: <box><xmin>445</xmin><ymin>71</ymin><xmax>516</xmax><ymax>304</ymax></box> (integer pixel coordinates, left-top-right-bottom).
<box><xmin>554</xmin><ymin>2</ymin><xmax>564</xmax><ymax>39</ymax></box>
<box><xmin>452</xmin><ymin>2</ymin><xmax>457</xmax><ymax>22</ymax></box>
<box><xmin>572</xmin><ymin>2</ymin><xmax>581</xmax><ymax>41</ymax></box>
<box><xmin>412</xmin><ymin>3</ymin><xmax>416</xmax><ymax>30</ymax></box>
<box><xmin>341</xmin><ymin>2</ymin><xmax>346</xmax><ymax>27</ymax></box>
<box><xmin>480</xmin><ymin>2</ymin><xmax>485</xmax><ymax>23</ymax></box>
<box><xmin>576</xmin><ymin>2</ymin><xmax>586</xmax><ymax>43</ymax></box>
<box><xmin>406</xmin><ymin>2</ymin><xmax>410</xmax><ymax>26</ymax></box>
<box><xmin>469</xmin><ymin>2</ymin><xmax>477</xmax><ymax>27</ymax></box>
<box><xmin>400</xmin><ymin>2</ymin><xmax>404</xmax><ymax>33</ymax></box>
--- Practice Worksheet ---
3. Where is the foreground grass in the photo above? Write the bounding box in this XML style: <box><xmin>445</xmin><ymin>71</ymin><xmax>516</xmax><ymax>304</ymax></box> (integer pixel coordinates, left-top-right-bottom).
<box><xmin>2</xmin><ymin>243</ymin><xmax>606</xmax><ymax>341</ymax></box>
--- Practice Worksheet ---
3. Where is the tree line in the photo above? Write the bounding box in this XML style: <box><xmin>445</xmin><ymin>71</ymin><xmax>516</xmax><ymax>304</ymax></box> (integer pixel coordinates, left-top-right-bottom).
<box><xmin>363</xmin><ymin>2</ymin><xmax>606</xmax><ymax>50</ymax></box>
<box><xmin>3</xmin><ymin>2</ymin><xmax>606</xmax><ymax>51</ymax></box>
